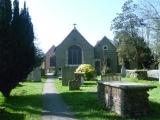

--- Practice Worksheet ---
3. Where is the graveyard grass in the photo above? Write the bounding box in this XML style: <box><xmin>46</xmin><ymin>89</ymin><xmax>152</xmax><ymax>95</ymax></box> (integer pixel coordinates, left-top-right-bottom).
<box><xmin>55</xmin><ymin>78</ymin><xmax>160</xmax><ymax>120</ymax></box>
<box><xmin>0</xmin><ymin>81</ymin><xmax>43</xmax><ymax>120</ymax></box>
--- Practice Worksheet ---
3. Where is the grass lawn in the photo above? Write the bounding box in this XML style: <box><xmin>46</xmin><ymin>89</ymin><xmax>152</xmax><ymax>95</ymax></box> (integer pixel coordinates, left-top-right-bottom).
<box><xmin>0</xmin><ymin>81</ymin><xmax>43</xmax><ymax>120</ymax></box>
<box><xmin>55</xmin><ymin>78</ymin><xmax>160</xmax><ymax>120</ymax></box>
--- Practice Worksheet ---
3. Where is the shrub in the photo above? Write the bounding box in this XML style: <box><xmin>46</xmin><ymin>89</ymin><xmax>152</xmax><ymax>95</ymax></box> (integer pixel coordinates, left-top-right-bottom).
<box><xmin>76</xmin><ymin>64</ymin><xmax>95</xmax><ymax>80</ymax></box>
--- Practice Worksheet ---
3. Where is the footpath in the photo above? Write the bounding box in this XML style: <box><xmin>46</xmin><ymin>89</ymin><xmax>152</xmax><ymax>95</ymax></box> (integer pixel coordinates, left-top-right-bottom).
<box><xmin>41</xmin><ymin>76</ymin><xmax>76</xmax><ymax>120</ymax></box>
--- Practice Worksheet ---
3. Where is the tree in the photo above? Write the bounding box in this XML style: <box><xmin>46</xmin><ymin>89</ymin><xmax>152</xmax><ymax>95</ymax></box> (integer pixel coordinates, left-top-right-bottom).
<box><xmin>0</xmin><ymin>0</ymin><xmax>38</xmax><ymax>98</ymax></box>
<box><xmin>34</xmin><ymin>47</ymin><xmax>44</xmax><ymax>68</ymax></box>
<box><xmin>111</xmin><ymin>0</ymin><xmax>153</xmax><ymax>69</ymax></box>
<box><xmin>135</xmin><ymin>36</ymin><xmax>154</xmax><ymax>68</ymax></box>
<box><xmin>139</xmin><ymin>0</ymin><xmax>160</xmax><ymax>67</ymax></box>
<box><xmin>116</xmin><ymin>32</ymin><xmax>136</xmax><ymax>68</ymax></box>
<box><xmin>0</xmin><ymin>0</ymin><xmax>12</xmax><ymax>27</ymax></box>
<box><xmin>0</xmin><ymin>0</ymin><xmax>13</xmax><ymax>98</ymax></box>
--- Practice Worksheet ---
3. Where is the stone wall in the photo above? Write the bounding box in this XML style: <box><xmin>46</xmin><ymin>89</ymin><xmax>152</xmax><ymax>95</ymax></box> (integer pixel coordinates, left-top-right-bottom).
<box><xmin>55</xmin><ymin>29</ymin><xmax>94</xmax><ymax>69</ymax></box>
<box><xmin>126</xmin><ymin>70</ymin><xmax>148</xmax><ymax>79</ymax></box>
<box><xmin>122</xmin><ymin>89</ymin><xmax>150</xmax><ymax>117</ymax></box>
<box><xmin>126</xmin><ymin>69</ymin><xmax>159</xmax><ymax>80</ymax></box>
<box><xmin>147</xmin><ymin>70</ymin><xmax>159</xmax><ymax>79</ymax></box>
<box><xmin>97</xmin><ymin>81</ymin><xmax>156</xmax><ymax>117</ymax></box>
<box><xmin>108</xmin><ymin>87</ymin><xmax>122</xmax><ymax>115</ymax></box>
<box><xmin>94</xmin><ymin>37</ymin><xmax>118</xmax><ymax>73</ymax></box>
<box><xmin>45</xmin><ymin>45</ymin><xmax>56</xmax><ymax>72</ymax></box>
<box><xmin>97</xmin><ymin>82</ymin><xmax>106</xmax><ymax>106</ymax></box>
<box><xmin>101</xmin><ymin>73</ymin><xmax>121</xmax><ymax>81</ymax></box>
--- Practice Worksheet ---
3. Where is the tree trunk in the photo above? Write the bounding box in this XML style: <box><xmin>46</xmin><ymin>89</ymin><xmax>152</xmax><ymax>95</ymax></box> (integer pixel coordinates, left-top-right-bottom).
<box><xmin>0</xmin><ymin>87</ymin><xmax>12</xmax><ymax>99</ymax></box>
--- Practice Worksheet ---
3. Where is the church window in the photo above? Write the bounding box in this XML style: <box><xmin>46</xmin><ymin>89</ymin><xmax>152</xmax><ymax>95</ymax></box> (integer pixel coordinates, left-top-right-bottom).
<box><xmin>68</xmin><ymin>45</ymin><xmax>82</xmax><ymax>65</ymax></box>
<box><xmin>103</xmin><ymin>45</ymin><xmax>108</xmax><ymax>50</ymax></box>
<box><xmin>50</xmin><ymin>56</ymin><xmax>56</xmax><ymax>67</ymax></box>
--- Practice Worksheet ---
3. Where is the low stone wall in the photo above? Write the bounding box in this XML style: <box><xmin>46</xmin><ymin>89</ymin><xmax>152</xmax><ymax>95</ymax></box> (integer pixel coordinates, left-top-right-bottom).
<box><xmin>97</xmin><ymin>81</ymin><xmax>156</xmax><ymax>117</ymax></box>
<box><xmin>126</xmin><ymin>70</ymin><xmax>148</xmax><ymax>79</ymax></box>
<box><xmin>147</xmin><ymin>70</ymin><xmax>159</xmax><ymax>79</ymax></box>
<box><xmin>97</xmin><ymin>82</ymin><xmax>106</xmax><ymax>106</ymax></box>
<box><xmin>101</xmin><ymin>73</ymin><xmax>121</xmax><ymax>81</ymax></box>
<box><xmin>126</xmin><ymin>69</ymin><xmax>159</xmax><ymax>80</ymax></box>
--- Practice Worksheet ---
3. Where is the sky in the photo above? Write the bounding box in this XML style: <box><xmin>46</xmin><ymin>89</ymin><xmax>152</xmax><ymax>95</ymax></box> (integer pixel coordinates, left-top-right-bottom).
<box><xmin>18</xmin><ymin>0</ymin><xmax>127</xmax><ymax>53</ymax></box>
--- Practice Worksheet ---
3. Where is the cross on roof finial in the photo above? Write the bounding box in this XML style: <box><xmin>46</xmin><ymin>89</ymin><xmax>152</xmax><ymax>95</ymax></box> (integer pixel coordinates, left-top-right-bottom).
<box><xmin>73</xmin><ymin>23</ymin><xmax>77</xmax><ymax>29</ymax></box>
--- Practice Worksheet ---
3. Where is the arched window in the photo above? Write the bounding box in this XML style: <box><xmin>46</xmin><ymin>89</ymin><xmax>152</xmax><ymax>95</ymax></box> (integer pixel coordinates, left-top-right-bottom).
<box><xmin>50</xmin><ymin>56</ymin><xmax>56</xmax><ymax>67</ymax></box>
<box><xmin>68</xmin><ymin>45</ymin><xmax>82</xmax><ymax>65</ymax></box>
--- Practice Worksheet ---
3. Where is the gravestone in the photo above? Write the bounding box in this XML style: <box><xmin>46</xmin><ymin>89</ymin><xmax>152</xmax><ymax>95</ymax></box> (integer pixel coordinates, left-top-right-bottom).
<box><xmin>69</xmin><ymin>80</ymin><xmax>80</xmax><ymax>90</ymax></box>
<box><xmin>62</xmin><ymin>66</ymin><xmax>77</xmax><ymax>86</ymax></box>
<box><xmin>74</xmin><ymin>72</ymin><xmax>85</xmax><ymax>84</ymax></box>
<box><xmin>121</xmin><ymin>65</ymin><xmax>126</xmax><ymax>77</ymax></box>
<box><xmin>27</xmin><ymin>67</ymin><xmax>41</xmax><ymax>81</ymax></box>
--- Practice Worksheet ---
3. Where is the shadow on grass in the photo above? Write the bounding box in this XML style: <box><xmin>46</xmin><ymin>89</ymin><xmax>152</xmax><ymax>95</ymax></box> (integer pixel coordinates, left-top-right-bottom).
<box><xmin>0</xmin><ymin>94</ymin><xmax>43</xmax><ymax>119</ymax></box>
<box><xmin>59</xmin><ymin>91</ymin><xmax>160</xmax><ymax>120</ymax></box>
<box><xmin>59</xmin><ymin>91</ymin><xmax>124</xmax><ymax>120</ymax></box>
<box><xmin>83</xmin><ymin>82</ymin><xmax>97</xmax><ymax>86</ymax></box>
<box><xmin>143</xmin><ymin>101</ymin><xmax>160</xmax><ymax>120</ymax></box>
<box><xmin>17</xmin><ymin>83</ymin><xmax>25</xmax><ymax>87</ymax></box>
<box><xmin>0</xmin><ymin>111</ymin><xmax>24</xmax><ymax>120</ymax></box>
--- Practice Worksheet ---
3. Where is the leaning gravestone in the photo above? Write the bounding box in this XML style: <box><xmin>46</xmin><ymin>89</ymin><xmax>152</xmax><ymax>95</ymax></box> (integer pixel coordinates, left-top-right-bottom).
<box><xmin>62</xmin><ymin>66</ymin><xmax>77</xmax><ymax>86</ymax></box>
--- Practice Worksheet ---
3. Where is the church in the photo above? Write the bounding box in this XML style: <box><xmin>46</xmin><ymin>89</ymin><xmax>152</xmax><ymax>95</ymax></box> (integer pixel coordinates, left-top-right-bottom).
<box><xmin>45</xmin><ymin>26</ymin><xmax>118</xmax><ymax>75</ymax></box>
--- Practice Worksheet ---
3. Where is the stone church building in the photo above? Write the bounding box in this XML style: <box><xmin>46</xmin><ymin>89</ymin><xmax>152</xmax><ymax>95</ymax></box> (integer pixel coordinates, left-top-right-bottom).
<box><xmin>45</xmin><ymin>27</ymin><xmax>118</xmax><ymax>75</ymax></box>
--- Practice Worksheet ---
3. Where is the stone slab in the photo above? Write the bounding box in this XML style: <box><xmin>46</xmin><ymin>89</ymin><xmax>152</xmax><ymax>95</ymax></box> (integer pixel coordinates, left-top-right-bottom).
<box><xmin>98</xmin><ymin>81</ymin><xmax>156</xmax><ymax>89</ymax></box>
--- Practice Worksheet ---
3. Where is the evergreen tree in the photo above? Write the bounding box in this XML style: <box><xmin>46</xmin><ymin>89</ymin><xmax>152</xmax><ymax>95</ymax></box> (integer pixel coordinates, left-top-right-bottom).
<box><xmin>0</xmin><ymin>0</ymin><xmax>12</xmax><ymax>27</ymax></box>
<box><xmin>0</xmin><ymin>0</ymin><xmax>13</xmax><ymax>97</ymax></box>
<box><xmin>0</xmin><ymin>0</ymin><xmax>38</xmax><ymax>98</ymax></box>
<box><xmin>34</xmin><ymin>47</ymin><xmax>44</xmax><ymax>68</ymax></box>
<box><xmin>135</xmin><ymin>36</ymin><xmax>154</xmax><ymax>68</ymax></box>
<box><xmin>17</xmin><ymin>1</ymin><xmax>36</xmax><ymax>77</ymax></box>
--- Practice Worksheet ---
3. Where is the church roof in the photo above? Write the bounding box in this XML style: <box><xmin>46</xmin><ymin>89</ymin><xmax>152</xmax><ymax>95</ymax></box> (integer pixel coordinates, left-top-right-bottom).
<box><xmin>45</xmin><ymin>45</ymin><xmax>56</xmax><ymax>57</ymax></box>
<box><xmin>95</xmin><ymin>36</ymin><xmax>116</xmax><ymax>47</ymax></box>
<box><xmin>56</xmin><ymin>27</ymin><xmax>93</xmax><ymax>49</ymax></box>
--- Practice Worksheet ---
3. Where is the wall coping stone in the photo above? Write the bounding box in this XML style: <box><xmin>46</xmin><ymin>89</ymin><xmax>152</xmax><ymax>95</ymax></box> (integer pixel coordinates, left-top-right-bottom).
<box><xmin>97</xmin><ymin>81</ymin><xmax>156</xmax><ymax>89</ymax></box>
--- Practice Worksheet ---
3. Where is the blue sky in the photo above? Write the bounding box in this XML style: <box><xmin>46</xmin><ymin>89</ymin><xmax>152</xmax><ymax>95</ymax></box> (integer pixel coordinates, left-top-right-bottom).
<box><xmin>19</xmin><ymin>0</ymin><xmax>127</xmax><ymax>52</ymax></box>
